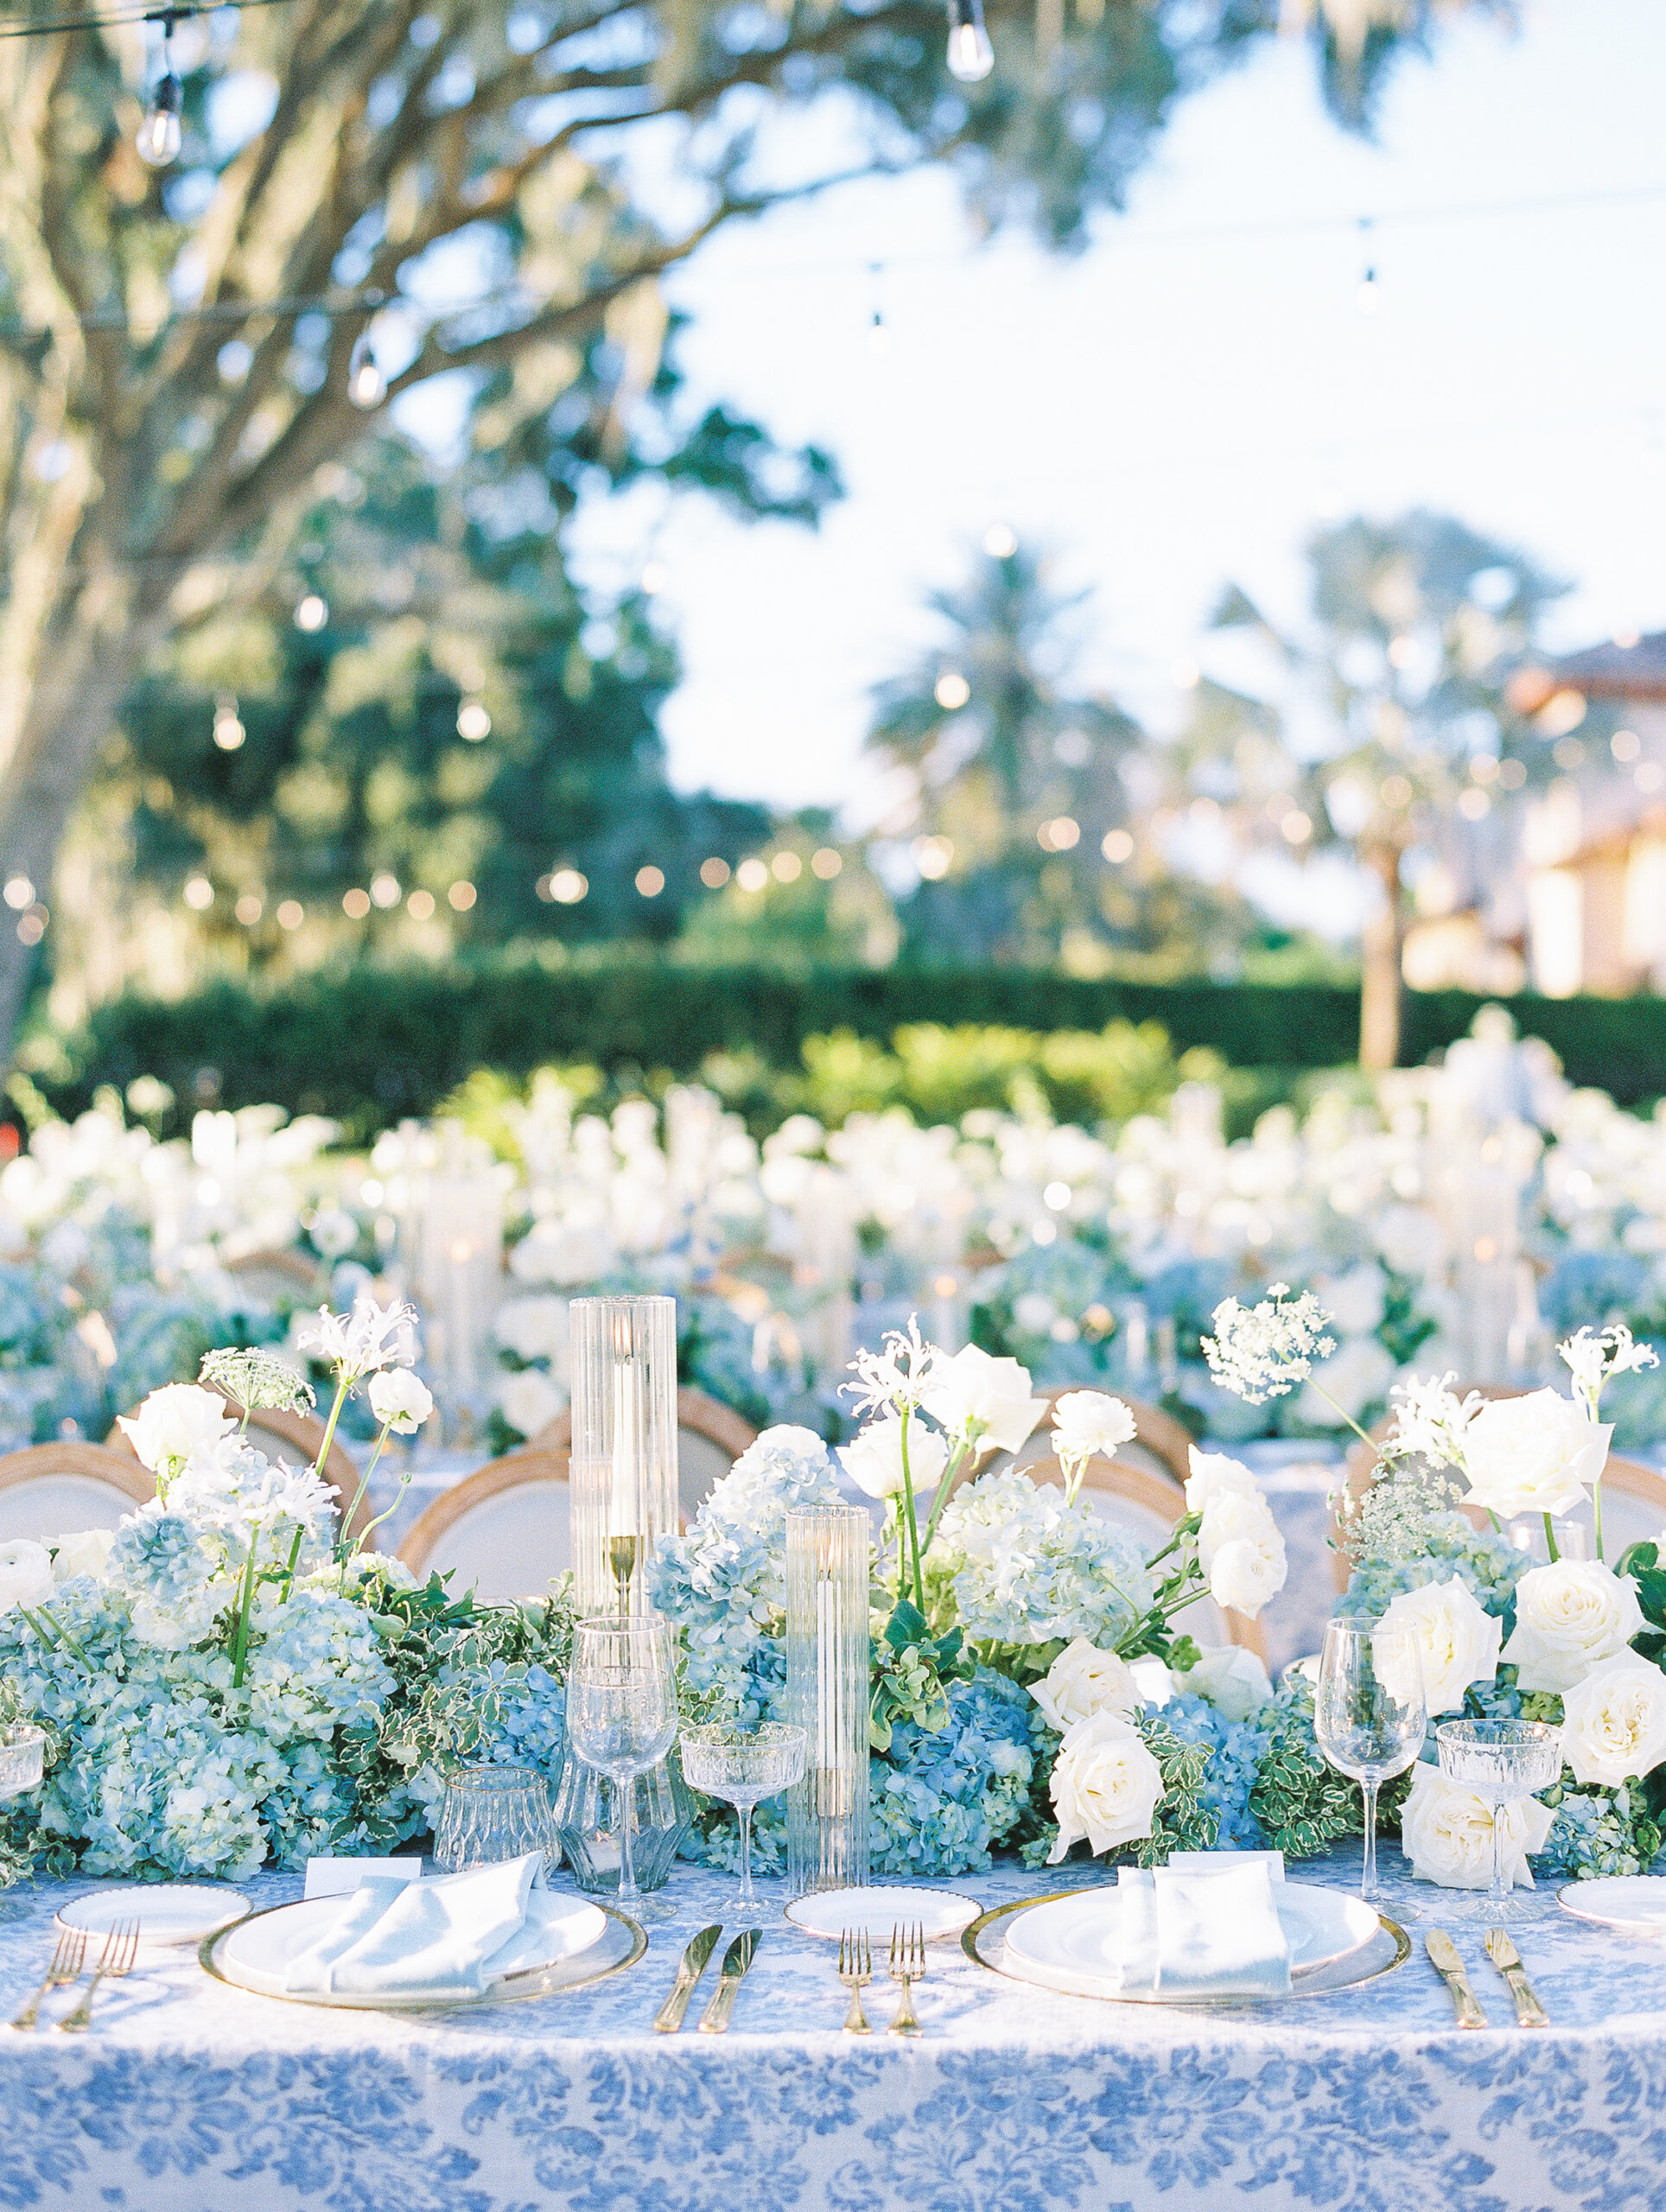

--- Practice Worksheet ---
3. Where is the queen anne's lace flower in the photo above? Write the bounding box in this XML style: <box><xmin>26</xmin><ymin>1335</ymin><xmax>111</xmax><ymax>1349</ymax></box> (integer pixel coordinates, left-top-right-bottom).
<box><xmin>1203</xmin><ymin>1286</ymin><xmax>1335</xmax><ymax>1404</ymax></box>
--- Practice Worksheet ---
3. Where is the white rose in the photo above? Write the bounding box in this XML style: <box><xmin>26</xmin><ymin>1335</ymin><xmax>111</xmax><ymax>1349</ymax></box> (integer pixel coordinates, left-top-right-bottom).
<box><xmin>1030</xmin><ymin>1637</ymin><xmax>1141</xmax><ymax>1733</ymax></box>
<box><xmin>1052</xmin><ymin>1390</ymin><xmax>1137</xmax><ymax>1465</ymax></box>
<box><xmin>1372</xmin><ymin>1577</ymin><xmax>1502</xmax><ymax>1715</ymax></box>
<box><xmin>840</xmin><ymin>1417</ymin><xmax>948</xmax><ymax>1501</ymax></box>
<box><xmin>0</xmin><ymin>1539</ymin><xmax>54</xmax><ymax>1616</ymax></box>
<box><xmin>493</xmin><ymin>1294</ymin><xmax>570</xmax><ymax>1368</ymax></box>
<box><xmin>117</xmin><ymin>1382</ymin><xmax>235</xmax><ymax>1475</ymax></box>
<box><xmin>50</xmin><ymin>1528</ymin><xmax>116</xmax><ymax>1584</ymax></box>
<box><xmin>1460</xmin><ymin>1390</ymin><xmax>1611</xmax><ymax>1522</ymax></box>
<box><xmin>495</xmin><ymin>1367</ymin><xmax>567</xmax><ymax>1441</ymax></box>
<box><xmin>1185</xmin><ymin>1447</ymin><xmax>1258</xmax><ymax>1516</ymax></box>
<box><xmin>1561</xmin><ymin>1653</ymin><xmax>1666</xmax><ymax>1787</ymax></box>
<box><xmin>1398</xmin><ymin>1760</ymin><xmax>1555</xmax><ymax>1890</ymax></box>
<box><xmin>1046</xmin><ymin>1709</ymin><xmax>1165</xmax><ymax>1863</ymax></box>
<box><xmin>1501</xmin><ymin>1560</ymin><xmax>1644</xmax><ymax>1694</ymax></box>
<box><xmin>368</xmin><ymin>1369</ymin><xmax>436</xmax><ymax>1437</ymax></box>
<box><xmin>1173</xmin><ymin>1645</ymin><xmax>1275</xmax><ymax>1722</ymax></box>
<box><xmin>921</xmin><ymin>1346</ymin><xmax>1047</xmax><ymax>1453</ymax></box>
<box><xmin>1198</xmin><ymin>1486</ymin><xmax>1287</xmax><ymax>1618</ymax></box>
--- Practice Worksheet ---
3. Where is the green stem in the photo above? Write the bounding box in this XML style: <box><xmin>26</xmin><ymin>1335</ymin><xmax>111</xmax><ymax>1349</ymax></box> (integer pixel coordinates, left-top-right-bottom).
<box><xmin>278</xmin><ymin>1525</ymin><xmax>304</xmax><ymax>1603</ymax></box>
<box><xmin>335</xmin><ymin>1422</ymin><xmax>391</xmax><ymax>1563</ymax></box>
<box><xmin>312</xmin><ymin>1373</ymin><xmax>352</xmax><ymax>1488</ymax></box>
<box><xmin>1309</xmin><ymin>1380</ymin><xmax>1379</xmax><ymax>1456</ymax></box>
<box><xmin>1594</xmin><ymin>1478</ymin><xmax>1605</xmax><ymax>1565</ymax></box>
<box><xmin>21</xmin><ymin>1605</ymin><xmax>92</xmax><ymax>1669</ymax></box>
<box><xmin>1542</xmin><ymin>1511</ymin><xmax>1560</xmax><ymax>1565</ymax></box>
<box><xmin>899</xmin><ymin>1411</ymin><xmax>925</xmax><ymax>1616</ymax></box>
<box><xmin>352</xmin><ymin>1471</ymin><xmax>413</xmax><ymax>1561</ymax></box>
<box><xmin>230</xmin><ymin>1534</ymin><xmax>261</xmax><ymax>1688</ymax></box>
<box><xmin>917</xmin><ymin>1439</ymin><xmax>971</xmax><ymax>1564</ymax></box>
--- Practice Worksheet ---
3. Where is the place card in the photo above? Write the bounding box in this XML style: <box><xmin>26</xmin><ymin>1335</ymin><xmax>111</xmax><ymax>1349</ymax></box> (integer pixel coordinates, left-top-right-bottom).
<box><xmin>303</xmin><ymin>1856</ymin><xmax>424</xmax><ymax>1899</ymax></box>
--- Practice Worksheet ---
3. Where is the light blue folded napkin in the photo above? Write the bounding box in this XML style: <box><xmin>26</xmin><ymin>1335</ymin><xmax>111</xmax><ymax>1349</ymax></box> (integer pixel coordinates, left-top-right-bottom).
<box><xmin>282</xmin><ymin>1853</ymin><xmax>576</xmax><ymax>1996</ymax></box>
<box><xmin>1114</xmin><ymin>1857</ymin><xmax>1292</xmax><ymax>1998</ymax></box>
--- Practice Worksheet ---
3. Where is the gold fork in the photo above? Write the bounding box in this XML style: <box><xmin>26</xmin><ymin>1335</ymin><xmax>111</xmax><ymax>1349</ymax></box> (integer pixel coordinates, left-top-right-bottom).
<box><xmin>10</xmin><ymin>1928</ymin><xmax>86</xmax><ymax>2031</ymax></box>
<box><xmin>57</xmin><ymin>1920</ymin><xmax>138</xmax><ymax>2033</ymax></box>
<box><xmin>838</xmin><ymin>1927</ymin><xmax>873</xmax><ymax>2034</ymax></box>
<box><xmin>887</xmin><ymin>1920</ymin><xmax>925</xmax><ymax>2037</ymax></box>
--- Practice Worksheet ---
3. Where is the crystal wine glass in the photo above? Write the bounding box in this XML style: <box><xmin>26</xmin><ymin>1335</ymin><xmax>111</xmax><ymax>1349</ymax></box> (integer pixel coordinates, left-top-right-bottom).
<box><xmin>0</xmin><ymin>1726</ymin><xmax>43</xmax><ymax>1923</ymax></box>
<box><xmin>1313</xmin><ymin>1617</ymin><xmax>1427</xmax><ymax>1910</ymax></box>
<box><xmin>565</xmin><ymin>1618</ymin><xmax>679</xmax><ymax>1923</ymax></box>
<box><xmin>1435</xmin><ymin>1719</ymin><xmax>1562</xmax><ymax>1923</ymax></box>
<box><xmin>680</xmin><ymin>1720</ymin><xmax>807</xmax><ymax>1913</ymax></box>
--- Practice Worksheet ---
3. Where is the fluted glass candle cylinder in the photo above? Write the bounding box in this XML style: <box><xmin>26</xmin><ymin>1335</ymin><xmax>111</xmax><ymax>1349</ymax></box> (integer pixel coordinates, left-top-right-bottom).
<box><xmin>785</xmin><ymin>1504</ymin><xmax>870</xmax><ymax>1894</ymax></box>
<box><xmin>569</xmin><ymin>1294</ymin><xmax>678</xmax><ymax>1616</ymax></box>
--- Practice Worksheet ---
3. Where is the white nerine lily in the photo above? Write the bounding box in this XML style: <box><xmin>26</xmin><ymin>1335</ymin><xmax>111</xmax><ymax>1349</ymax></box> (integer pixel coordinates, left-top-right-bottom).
<box><xmin>299</xmin><ymin>1297</ymin><xmax>418</xmax><ymax>1382</ymax></box>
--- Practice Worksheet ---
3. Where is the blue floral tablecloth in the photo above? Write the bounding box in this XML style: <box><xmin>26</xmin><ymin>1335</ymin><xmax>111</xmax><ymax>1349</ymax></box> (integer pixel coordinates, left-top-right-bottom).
<box><xmin>0</xmin><ymin>1844</ymin><xmax>1658</xmax><ymax>2212</ymax></box>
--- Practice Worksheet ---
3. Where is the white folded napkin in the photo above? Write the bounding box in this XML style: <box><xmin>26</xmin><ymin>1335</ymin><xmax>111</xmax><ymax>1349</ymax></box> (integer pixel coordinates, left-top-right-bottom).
<box><xmin>281</xmin><ymin>1853</ymin><xmax>597</xmax><ymax>1996</ymax></box>
<box><xmin>1113</xmin><ymin>1856</ymin><xmax>1292</xmax><ymax>1998</ymax></box>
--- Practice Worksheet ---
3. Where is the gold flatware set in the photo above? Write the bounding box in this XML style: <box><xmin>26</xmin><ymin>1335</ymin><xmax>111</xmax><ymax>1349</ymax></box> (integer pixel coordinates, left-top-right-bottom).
<box><xmin>837</xmin><ymin>1921</ymin><xmax>925</xmax><ymax>2036</ymax></box>
<box><xmin>1423</xmin><ymin>1927</ymin><xmax>1548</xmax><ymax>2029</ymax></box>
<box><xmin>10</xmin><ymin>1922</ymin><xmax>137</xmax><ymax>2032</ymax></box>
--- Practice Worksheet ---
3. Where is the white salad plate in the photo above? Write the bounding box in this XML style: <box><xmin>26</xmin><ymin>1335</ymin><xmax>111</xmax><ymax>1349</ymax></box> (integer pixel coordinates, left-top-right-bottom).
<box><xmin>57</xmin><ymin>1885</ymin><xmax>251</xmax><ymax>1948</ymax></box>
<box><xmin>200</xmin><ymin>1890</ymin><xmax>627</xmax><ymax>2012</ymax></box>
<box><xmin>785</xmin><ymin>1885</ymin><xmax>980</xmax><ymax>1942</ymax></box>
<box><xmin>1000</xmin><ymin>1881</ymin><xmax>1382</xmax><ymax>2000</ymax></box>
<box><xmin>1557</xmin><ymin>1876</ymin><xmax>1666</xmax><ymax>1935</ymax></box>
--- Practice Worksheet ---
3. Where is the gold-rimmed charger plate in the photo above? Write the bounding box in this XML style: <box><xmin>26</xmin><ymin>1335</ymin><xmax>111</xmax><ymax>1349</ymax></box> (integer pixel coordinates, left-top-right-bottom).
<box><xmin>199</xmin><ymin>1897</ymin><xmax>646</xmax><ymax>2012</ymax></box>
<box><xmin>961</xmin><ymin>1890</ymin><xmax>1410</xmax><ymax>2007</ymax></box>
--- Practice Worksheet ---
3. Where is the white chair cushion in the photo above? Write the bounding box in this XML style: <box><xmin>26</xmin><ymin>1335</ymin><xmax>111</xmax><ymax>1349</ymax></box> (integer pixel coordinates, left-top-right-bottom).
<box><xmin>418</xmin><ymin>1482</ymin><xmax>572</xmax><ymax>1605</ymax></box>
<box><xmin>0</xmin><ymin>1476</ymin><xmax>142</xmax><ymax>1545</ymax></box>
<box><xmin>677</xmin><ymin>1428</ymin><xmax>736</xmax><ymax>1523</ymax></box>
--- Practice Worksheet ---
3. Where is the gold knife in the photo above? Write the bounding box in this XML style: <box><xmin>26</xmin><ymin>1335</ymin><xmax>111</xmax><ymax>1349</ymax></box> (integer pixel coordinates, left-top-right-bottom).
<box><xmin>1424</xmin><ymin>1929</ymin><xmax>1487</xmax><ymax>2029</ymax></box>
<box><xmin>652</xmin><ymin>1923</ymin><xmax>724</xmax><ymax>2034</ymax></box>
<box><xmin>696</xmin><ymin>1929</ymin><xmax>760</xmax><ymax>2035</ymax></box>
<box><xmin>1484</xmin><ymin>1928</ymin><xmax>1548</xmax><ymax>2027</ymax></box>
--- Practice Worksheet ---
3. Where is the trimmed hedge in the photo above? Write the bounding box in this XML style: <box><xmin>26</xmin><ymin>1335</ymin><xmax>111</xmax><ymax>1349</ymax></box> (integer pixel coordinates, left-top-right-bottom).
<box><xmin>28</xmin><ymin>957</ymin><xmax>1666</xmax><ymax>1140</ymax></box>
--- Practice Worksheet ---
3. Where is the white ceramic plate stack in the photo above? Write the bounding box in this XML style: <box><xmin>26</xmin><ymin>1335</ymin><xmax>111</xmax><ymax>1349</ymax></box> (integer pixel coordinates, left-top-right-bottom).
<box><xmin>200</xmin><ymin>1890</ymin><xmax>632</xmax><ymax>2012</ymax></box>
<box><xmin>1558</xmin><ymin>1877</ymin><xmax>1666</xmax><ymax>1934</ymax></box>
<box><xmin>989</xmin><ymin>1882</ymin><xmax>1385</xmax><ymax>2004</ymax></box>
<box><xmin>785</xmin><ymin>1886</ymin><xmax>980</xmax><ymax>1942</ymax></box>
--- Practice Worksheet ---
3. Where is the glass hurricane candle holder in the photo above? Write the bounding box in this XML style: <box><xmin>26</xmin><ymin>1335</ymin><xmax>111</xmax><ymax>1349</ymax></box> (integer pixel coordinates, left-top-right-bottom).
<box><xmin>785</xmin><ymin>1505</ymin><xmax>870</xmax><ymax>1895</ymax></box>
<box><xmin>569</xmin><ymin>1295</ymin><xmax>678</xmax><ymax>1617</ymax></box>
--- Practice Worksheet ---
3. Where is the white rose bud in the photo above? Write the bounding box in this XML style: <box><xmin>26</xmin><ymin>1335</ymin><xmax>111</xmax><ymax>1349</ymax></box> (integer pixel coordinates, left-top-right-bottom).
<box><xmin>1198</xmin><ymin>1486</ymin><xmax>1287</xmax><ymax>1618</ymax></box>
<box><xmin>1052</xmin><ymin>1390</ymin><xmax>1137</xmax><ymax>1465</ymax></box>
<box><xmin>50</xmin><ymin>1529</ymin><xmax>116</xmax><ymax>1585</ymax></box>
<box><xmin>1030</xmin><ymin>1637</ymin><xmax>1142</xmax><ymax>1733</ymax></box>
<box><xmin>1372</xmin><ymin>1577</ymin><xmax>1501</xmax><ymax>1716</ymax></box>
<box><xmin>1046</xmin><ymin>1710</ymin><xmax>1165</xmax><ymax>1863</ymax></box>
<box><xmin>0</xmin><ymin>1539</ymin><xmax>54</xmax><ymax>1617</ymax></box>
<box><xmin>1560</xmin><ymin>1653</ymin><xmax>1666</xmax><ymax>1788</ymax></box>
<box><xmin>1173</xmin><ymin>1645</ymin><xmax>1275</xmax><ymax>1723</ymax></box>
<box><xmin>1500</xmin><ymin>1560</ymin><xmax>1644</xmax><ymax>1694</ymax></box>
<box><xmin>368</xmin><ymin>1368</ymin><xmax>436</xmax><ymax>1437</ymax></box>
<box><xmin>921</xmin><ymin>1345</ymin><xmax>1047</xmax><ymax>1454</ymax></box>
<box><xmin>840</xmin><ymin>1417</ymin><xmax>948</xmax><ymax>1501</ymax></box>
<box><xmin>1399</xmin><ymin>1760</ymin><xmax>1554</xmax><ymax>1890</ymax></box>
<box><xmin>1459</xmin><ymin>1390</ymin><xmax>1611</xmax><ymax>1522</ymax></box>
<box><xmin>117</xmin><ymin>1382</ymin><xmax>235</xmax><ymax>1476</ymax></box>
<box><xmin>1184</xmin><ymin>1447</ymin><xmax>1259</xmax><ymax>1516</ymax></box>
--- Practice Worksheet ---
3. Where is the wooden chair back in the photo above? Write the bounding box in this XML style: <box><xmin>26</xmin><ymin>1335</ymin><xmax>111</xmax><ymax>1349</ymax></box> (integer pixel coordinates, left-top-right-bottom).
<box><xmin>979</xmin><ymin>1387</ymin><xmax>1194</xmax><ymax>1493</ymax></box>
<box><xmin>397</xmin><ymin>1446</ymin><xmax>571</xmax><ymax>1601</ymax></box>
<box><xmin>0</xmin><ymin>1442</ymin><xmax>155</xmax><ymax>1543</ymax></box>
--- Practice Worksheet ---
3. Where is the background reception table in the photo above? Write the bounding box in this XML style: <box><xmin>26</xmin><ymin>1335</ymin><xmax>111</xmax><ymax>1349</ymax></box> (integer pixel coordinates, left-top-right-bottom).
<box><xmin>0</xmin><ymin>1847</ymin><xmax>1656</xmax><ymax>2212</ymax></box>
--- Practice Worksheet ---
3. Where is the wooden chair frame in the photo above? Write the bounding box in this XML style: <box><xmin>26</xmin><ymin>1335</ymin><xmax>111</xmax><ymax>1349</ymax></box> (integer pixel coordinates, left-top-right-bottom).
<box><xmin>982</xmin><ymin>1386</ymin><xmax>1196</xmax><ymax>1494</ymax></box>
<box><xmin>397</xmin><ymin>1445</ymin><xmax>570</xmax><ymax>1587</ymax></box>
<box><xmin>530</xmin><ymin>1384</ymin><xmax>759</xmax><ymax>1465</ymax></box>
<box><xmin>0</xmin><ymin>1441</ymin><xmax>156</xmax><ymax>1516</ymax></box>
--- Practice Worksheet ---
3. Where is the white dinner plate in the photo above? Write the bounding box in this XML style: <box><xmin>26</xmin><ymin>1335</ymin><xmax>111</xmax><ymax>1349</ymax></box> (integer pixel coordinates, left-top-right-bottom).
<box><xmin>1557</xmin><ymin>1875</ymin><xmax>1666</xmax><ymax>1935</ymax></box>
<box><xmin>1002</xmin><ymin>1880</ymin><xmax>1381</xmax><ymax>2000</ymax></box>
<box><xmin>785</xmin><ymin>1885</ymin><xmax>980</xmax><ymax>1942</ymax></box>
<box><xmin>202</xmin><ymin>1889</ymin><xmax>615</xmax><ymax>2011</ymax></box>
<box><xmin>57</xmin><ymin>1885</ymin><xmax>251</xmax><ymax>1948</ymax></box>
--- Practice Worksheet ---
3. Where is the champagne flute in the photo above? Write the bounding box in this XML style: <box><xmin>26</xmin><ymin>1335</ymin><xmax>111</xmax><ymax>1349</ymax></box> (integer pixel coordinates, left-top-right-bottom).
<box><xmin>1436</xmin><ymin>1719</ymin><xmax>1561</xmax><ymax>1923</ymax></box>
<box><xmin>680</xmin><ymin>1720</ymin><xmax>807</xmax><ymax>1913</ymax></box>
<box><xmin>1313</xmin><ymin>1617</ymin><xmax>1427</xmax><ymax>1910</ymax></box>
<box><xmin>566</xmin><ymin>1618</ymin><xmax>678</xmax><ymax>1923</ymax></box>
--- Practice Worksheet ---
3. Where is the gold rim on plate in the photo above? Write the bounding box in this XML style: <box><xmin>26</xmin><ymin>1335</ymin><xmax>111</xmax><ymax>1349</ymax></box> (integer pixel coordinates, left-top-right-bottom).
<box><xmin>1556</xmin><ymin>1880</ymin><xmax>1666</xmax><ymax>1936</ymax></box>
<box><xmin>198</xmin><ymin>1897</ymin><xmax>647</xmax><ymax>2011</ymax></box>
<box><xmin>959</xmin><ymin>1890</ymin><xmax>1411</xmax><ymax>2007</ymax></box>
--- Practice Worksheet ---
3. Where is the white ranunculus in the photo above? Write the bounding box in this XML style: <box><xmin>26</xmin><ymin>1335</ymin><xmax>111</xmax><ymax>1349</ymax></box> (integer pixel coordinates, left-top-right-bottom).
<box><xmin>117</xmin><ymin>1382</ymin><xmax>235</xmax><ymax>1475</ymax></box>
<box><xmin>1046</xmin><ymin>1709</ymin><xmax>1165</xmax><ymax>1862</ymax></box>
<box><xmin>840</xmin><ymin>1417</ymin><xmax>949</xmax><ymax>1501</ymax></box>
<box><xmin>50</xmin><ymin>1528</ymin><xmax>116</xmax><ymax>1584</ymax></box>
<box><xmin>495</xmin><ymin>1367</ymin><xmax>568</xmax><ymax>1441</ymax></box>
<box><xmin>1295</xmin><ymin>1335</ymin><xmax>1397</xmax><ymax>1427</ymax></box>
<box><xmin>1173</xmin><ymin>1645</ymin><xmax>1275</xmax><ymax>1722</ymax></box>
<box><xmin>0</xmin><ymin>1538</ymin><xmax>54</xmax><ymax>1615</ymax></box>
<box><xmin>1372</xmin><ymin>1576</ymin><xmax>1502</xmax><ymax>1715</ymax></box>
<box><xmin>1198</xmin><ymin>1486</ymin><xmax>1287</xmax><ymax>1618</ymax></box>
<box><xmin>368</xmin><ymin>1369</ymin><xmax>435</xmax><ymax>1437</ymax></box>
<box><xmin>1184</xmin><ymin>1447</ymin><xmax>1258</xmax><ymax>1516</ymax></box>
<box><xmin>493</xmin><ymin>1294</ymin><xmax>570</xmax><ymax>1368</ymax></box>
<box><xmin>1459</xmin><ymin>1390</ymin><xmax>1611</xmax><ymax>1522</ymax></box>
<box><xmin>1029</xmin><ymin>1637</ymin><xmax>1141</xmax><ymax>1733</ymax></box>
<box><xmin>1500</xmin><ymin>1560</ymin><xmax>1644</xmax><ymax>1694</ymax></box>
<box><xmin>1052</xmin><ymin>1390</ymin><xmax>1137</xmax><ymax>1466</ymax></box>
<box><xmin>921</xmin><ymin>1346</ymin><xmax>1047</xmax><ymax>1453</ymax></box>
<box><xmin>1398</xmin><ymin>1760</ymin><xmax>1555</xmax><ymax>1890</ymax></box>
<box><xmin>1560</xmin><ymin>1653</ymin><xmax>1666</xmax><ymax>1787</ymax></box>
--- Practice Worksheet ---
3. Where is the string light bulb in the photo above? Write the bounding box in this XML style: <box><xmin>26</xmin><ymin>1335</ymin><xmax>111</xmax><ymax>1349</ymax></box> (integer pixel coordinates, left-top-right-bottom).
<box><xmin>945</xmin><ymin>0</ymin><xmax>994</xmax><ymax>81</ymax></box>
<box><xmin>137</xmin><ymin>16</ymin><xmax>183</xmax><ymax>169</ymax></box>
<box><xmin>347</xmin><ymin>327</ymin><xmax>386</xmax><ymax>409</ymax></box>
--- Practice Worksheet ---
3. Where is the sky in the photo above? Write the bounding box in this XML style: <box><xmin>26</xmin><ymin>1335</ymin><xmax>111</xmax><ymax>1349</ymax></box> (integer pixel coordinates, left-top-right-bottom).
<box><xmin>563</xmin><ymin>0</ymin><xmax>1666</xmax><ymax>842</ymax></box>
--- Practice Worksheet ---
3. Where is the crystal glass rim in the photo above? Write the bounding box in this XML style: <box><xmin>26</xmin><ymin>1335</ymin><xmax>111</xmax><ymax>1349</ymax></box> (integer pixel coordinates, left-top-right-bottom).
<box><xmin>567</xmin><ymin>1293</ymin><xmax>677</xmax><ymax>1315</ymax></box>
<box><xmin>442</xmin><ymin>1764</ymin><xmax>547</xmax><ymax>1796</ymax></box>
<box><xmin>0</xmin><ymin>1725</ymin><xmax>44</xmax><ymax>1749</ymax></box>
<box><xmin>1435</xmin><ymin>1719</ymin><xmax>1561</xmax><ymax>1750</ymax></box>
<box><xmin>574</xmin><ymin>1614</ymin><xmax>675</xmax><ymax>1637</ymax></box>
<box><xmin>681</xmin><ymin>1720</ymin><xmax>804</xmax><ymax>1749</ymax></box>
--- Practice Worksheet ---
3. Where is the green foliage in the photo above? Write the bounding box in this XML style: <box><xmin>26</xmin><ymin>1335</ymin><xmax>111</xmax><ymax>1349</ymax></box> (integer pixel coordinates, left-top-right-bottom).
<box><xmin>868</xmin><ymin>1598</ymin><xmax>974</xmax><ymax>1755</ymax></box>
<box><xmin>1250</xmin><ymin>1681</ymin><xmax>1378</xmax><ymax>1860</ymax></box>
